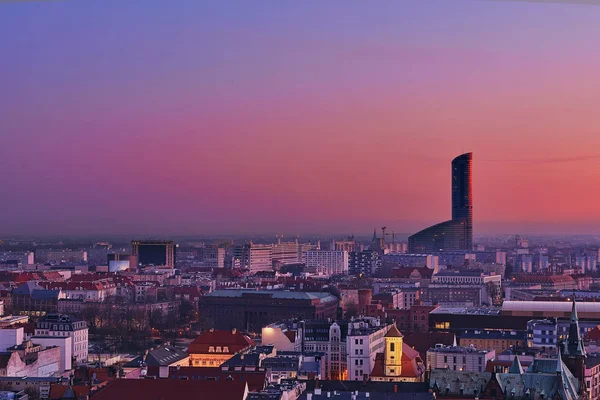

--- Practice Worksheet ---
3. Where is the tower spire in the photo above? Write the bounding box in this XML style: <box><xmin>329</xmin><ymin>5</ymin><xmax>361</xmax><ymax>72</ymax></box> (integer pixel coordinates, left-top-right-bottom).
<box><xmin>509</xmin><ymin>355</ymin><xmax>523</xmax><ymax>374</ymax></box>
<box><xmin>567</xmin><ymin>296</ymin><xmax>586</xmax><ymax>357</ymax></box>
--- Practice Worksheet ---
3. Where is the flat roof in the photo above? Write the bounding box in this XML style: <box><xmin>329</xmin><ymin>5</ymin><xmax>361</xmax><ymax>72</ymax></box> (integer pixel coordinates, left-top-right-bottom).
<box><xmin>430</xmin><ymin>306</ymin><xmax>501</xmax><ymax>316</ymax></box>
<box><xmin>502</xmin><ymin>301</ymin><xmax>600</xmax><ymax>313</ymax></box>
<box><xmin>207</xmin><ymin>290</ymin><xmax>337</xmax><ymax>301</ymax></box>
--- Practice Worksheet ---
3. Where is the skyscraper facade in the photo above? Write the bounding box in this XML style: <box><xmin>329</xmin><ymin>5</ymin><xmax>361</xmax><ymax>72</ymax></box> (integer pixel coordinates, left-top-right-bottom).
<box><xmin>408</xmin><ymin>153</ymin><xmax>473</xmax><ymax>253</ymax></box>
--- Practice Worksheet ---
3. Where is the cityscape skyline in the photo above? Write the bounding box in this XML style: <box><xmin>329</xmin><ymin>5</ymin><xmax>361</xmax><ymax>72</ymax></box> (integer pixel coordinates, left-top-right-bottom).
<box><xmin>2</xmin><ymin>0</ymin><xmax>600</xmax><ymax>236</ymax></box>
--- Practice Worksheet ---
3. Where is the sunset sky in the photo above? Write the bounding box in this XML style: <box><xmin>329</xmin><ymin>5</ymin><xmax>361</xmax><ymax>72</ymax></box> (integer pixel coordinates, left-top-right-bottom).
<box><xmin>1</xmin><ymin>0</ymin><xmax>600</xmax><ymax>236</ymax></box>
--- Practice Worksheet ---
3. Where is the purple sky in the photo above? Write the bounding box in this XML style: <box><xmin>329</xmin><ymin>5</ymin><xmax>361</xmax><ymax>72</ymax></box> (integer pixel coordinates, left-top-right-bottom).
<box><xmin>2</xmin><ymin>0</ymin><xmax>600</xmax><ymax>236</ymax></box>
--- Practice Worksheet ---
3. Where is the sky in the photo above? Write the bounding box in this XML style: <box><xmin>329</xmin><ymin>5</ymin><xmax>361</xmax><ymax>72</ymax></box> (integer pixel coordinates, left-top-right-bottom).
<box><xmin>1</xmin><ymin>0</ymin><xmax>600</xmax><ymax>237</ymax></box>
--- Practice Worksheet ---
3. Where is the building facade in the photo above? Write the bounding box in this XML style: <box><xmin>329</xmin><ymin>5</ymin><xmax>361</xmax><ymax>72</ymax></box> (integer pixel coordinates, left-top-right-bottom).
<box><xmin>305</xmin><ymin>251</ymin><xmax>349</xmax><ymax>276</ymax></box>
<box><xmin>34</xmin><ymin>314</ymin><xmax>88</xmax><ymax>363</ymax></box>
<box><xmin>131</xmin><ymin>240</ymin><xmax>176</xmax><ymax>268</ymax></box>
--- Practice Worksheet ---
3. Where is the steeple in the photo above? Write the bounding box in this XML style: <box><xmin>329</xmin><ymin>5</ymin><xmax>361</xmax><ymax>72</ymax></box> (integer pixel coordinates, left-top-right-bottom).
<box><xmin>372</xmin><ymin>229</ymin><xmax>377</xmax><ymax>242</ymax></box>
<box><xmin>509</xmin><ymin>355</ymin><xmax>523</xmax><ymax>374</ymax></box>
<box><xmin>452</xmin><ymin>334</ymin><xmax>457</xmax><ymax>347</ymax></box>
<box><xmin>567</xmin><ymin>297</ymin><xmax>586</xmax><ymax>357</ymax></box>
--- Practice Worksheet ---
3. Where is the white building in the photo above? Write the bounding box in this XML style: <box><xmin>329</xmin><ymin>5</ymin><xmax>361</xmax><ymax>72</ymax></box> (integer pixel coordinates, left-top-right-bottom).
<box><xmin>305</xmin><ymin>251</ymin><xmax>348</xmax><ymax>275</ymax></box>
<box><xmin>30</xmin><ymin>336</ymin><xmax>72</xmax><ymax>371</ymax></box>
<box><xmin>0</xmin><ymin>327</ymin><xmax>24</xmax><ymax>351</ymax></box>
<box><xmin>346</xmin><ymin>319</ymin><xmax>388</xmax><ymax>381</ymax></box>
<box><xmin>426</xmin><ymin>344</ymin><xmax>495</xmax><ymax>373</ymax></box>
<box><xmin>34</xmin><ymin>314</ymin><xmax>88</xmax><ymax>364</ymax></box>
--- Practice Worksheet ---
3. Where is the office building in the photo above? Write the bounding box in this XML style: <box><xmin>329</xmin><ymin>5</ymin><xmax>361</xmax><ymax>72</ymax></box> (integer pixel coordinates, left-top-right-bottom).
<box><xmin>202</xmin><ymin>246</ymin><xmax>225</xmax><ymax>268</ymax></box>
<box><xmin>131</xmin><ymin>240</ymin><xmax>176</xmax><ymax>268</ymax></box>
<box><xmin>271</xmin><ymin>240</ymin><xmax>301</xmax><ymax>265</ymax></box>
<box><xmin>233</xmin><ymin>243</ymin><xmax>273</xmax><ymax>274</ymax></box>
<box><xmin>382</xmin><ymin>254</ymin><xmax>438</xmax><ymax>271</ymax></box>
<box><xmin>305</xmin><ymin>251</ymin><xmax>348</xmax><ymax>276</ymax></box>
<box><xmin>35</xmin><ymin>250</ymin><xmax>87</xmax><ymax>264</ymax></box>
<box><xmin>348</xmin><ymin>251</ymin><xmax>381</xmax><ymax>276</ymax></box>
<box><xmin>408</xmin><ymin>153</ymin><xmax>473</xmax><ymax>252</ymax></box>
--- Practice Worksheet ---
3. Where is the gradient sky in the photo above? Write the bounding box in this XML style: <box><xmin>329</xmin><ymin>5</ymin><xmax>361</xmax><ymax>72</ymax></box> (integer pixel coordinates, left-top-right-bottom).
<box><xmin>1</xmin><ymin>0</ymin><xmax>600</xmax><ymax>236</ymax></box>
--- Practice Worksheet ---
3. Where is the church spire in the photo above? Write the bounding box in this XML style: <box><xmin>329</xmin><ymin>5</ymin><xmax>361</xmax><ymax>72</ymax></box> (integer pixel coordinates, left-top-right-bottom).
<box><xmin>509</xmin><ymin>355</ymin><xmax>523</xmax><ymax>374</ymax></box>
<box><xmin>567</xmin><ymin>297</ymin><xmax>586</xmax><ymax>357</ymax></box>
<box><xmin>372</xmin><ymin>229</ymin><xmax>377</xmax><ymax>241</ymax></box>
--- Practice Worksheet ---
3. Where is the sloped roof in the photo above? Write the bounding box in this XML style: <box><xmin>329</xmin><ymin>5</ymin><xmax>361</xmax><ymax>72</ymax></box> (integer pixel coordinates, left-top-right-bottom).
<box><xmin>123</xmin><ymin>345</ymin><xmax>188</xmax><ymax>368</ymax></box>
<box><xmin>429</xmin><ymin>369</ymin><xmax>491</xmax><ymax>397</ymax></box>
<box><xmin>187</xmin><ymin>329</ymin><xmax>255</xmax><ymax>355</ymax></box>
<box><xmin>385</xmin><ymin>324</ymin><xmax>403</xmax><ymax>338</ymax></box>
<box><xmin>370</xmin><ymin>343</ymin><xmax>425</xmax><ymax>379</ymax></box>
<box><xmin>91</xmin><ymin>379</ymin><xmax>248</xmax><ymax>400</ymax></box>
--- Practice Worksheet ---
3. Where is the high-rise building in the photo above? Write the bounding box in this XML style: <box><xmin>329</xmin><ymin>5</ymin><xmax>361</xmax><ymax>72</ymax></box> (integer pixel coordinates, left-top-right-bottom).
<box><xmin>271</xmin><ymin>239</ymin><xmax>301</xmax><ymax>265</ymax></box>
<box><xmin>348</xmin><ymin>251</ymin><xmax>381</xmax><ymax>276</ymax></box>
<box><xmin>202</xmin><ymin>246</ymin><xmax>225</xmax><ymax>268</ymax></box>
<box><xmin>408</xmin><ymin>153</ymin><xmax>473</xmax><ymax>253</ymax></box>
<box><xmin>131</xmin><ymin>240</ymin><xmax>176</xmax><ymax>268</ymax></box>
<box><xmin>233</xmin><ymin>243</ymin><xmax>273</xmax><ymax>274</ymax></box>
<box><xmin>305</xmin><ymin>250</ymin><xmax>349</xmax><ymax>275</ymax></box>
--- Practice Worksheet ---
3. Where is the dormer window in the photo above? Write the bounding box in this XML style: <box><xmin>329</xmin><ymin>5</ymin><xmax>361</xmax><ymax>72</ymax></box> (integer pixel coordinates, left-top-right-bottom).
<box><xmin>223</xmin><ymin>347</ymin><xmax>229</xmax><ymax>353</ymax></box>
<box><xmin>216</xmin><ymin>346</ymin><xmax>222</xmax><ymax>353</ymax></box>
<box><xmin>209</xmin><ymin>346</ymin><xmax>215</xmax><ymax>353</ymax></box>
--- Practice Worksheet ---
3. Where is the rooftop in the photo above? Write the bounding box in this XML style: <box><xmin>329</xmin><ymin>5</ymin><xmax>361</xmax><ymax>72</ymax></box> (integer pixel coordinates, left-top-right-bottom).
<box><xmin>427</xmin><ymin>345</ymin><xmax>492</xmax><ymax>354</ymax></box>
<box><xmin>430</xmin><ymin>306</ymin><xmax>501</xmax><ymax>316</ymax></box>
<box><xmin>207</xmin><ymin>290</ymin><xmax>338</xmax><ymax>302</ymax></box>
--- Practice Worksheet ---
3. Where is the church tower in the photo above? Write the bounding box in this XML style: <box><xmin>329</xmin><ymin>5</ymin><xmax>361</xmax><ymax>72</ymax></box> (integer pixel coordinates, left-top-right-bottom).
<box><xmin>561</xmin><ymin>297</ymin><xmax>587</xmax><ymax>397</ymax></box>
<box><xmin>384</xmin><ymin>323</ymin><xmax>404</xmax><ymax>377</ymax></box>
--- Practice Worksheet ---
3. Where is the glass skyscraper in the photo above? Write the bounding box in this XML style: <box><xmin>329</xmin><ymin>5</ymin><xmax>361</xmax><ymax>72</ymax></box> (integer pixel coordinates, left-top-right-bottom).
<box><xmin>408</xmin><ymin>153</ymin><xmax>473</xmax><ymax>253</ymax></box>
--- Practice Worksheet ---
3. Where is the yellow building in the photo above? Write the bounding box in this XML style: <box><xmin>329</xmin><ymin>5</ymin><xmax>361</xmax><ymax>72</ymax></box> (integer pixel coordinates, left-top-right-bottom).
<box><xmin>187</xmin><ymin>328</ymin><xmax>254</xmax><ymax>367</ymax></box>
<box><xmin>370</xmin><ymin>324</ymin><xmax>425</xmax><ymax>382</ymax></box>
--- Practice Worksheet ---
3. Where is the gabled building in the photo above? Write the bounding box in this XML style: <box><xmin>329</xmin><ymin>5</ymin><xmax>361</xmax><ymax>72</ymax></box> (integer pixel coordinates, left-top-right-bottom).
<box><xmin>369</xmin><ymin>324</ymin><xmax>425</xmax><ymax>382</ymax></box>
<box><xmin>187</xmin><ymin>328</ymin><xmax>255</xmax><ymax>367</ymax></box>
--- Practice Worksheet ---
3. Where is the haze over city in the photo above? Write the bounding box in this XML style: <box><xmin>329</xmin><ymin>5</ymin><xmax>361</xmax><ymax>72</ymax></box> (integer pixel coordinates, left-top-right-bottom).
<box><xmin>2</xmin><ymin>0</ymin><xmax>600</xmax><ymax>236</ymax></box>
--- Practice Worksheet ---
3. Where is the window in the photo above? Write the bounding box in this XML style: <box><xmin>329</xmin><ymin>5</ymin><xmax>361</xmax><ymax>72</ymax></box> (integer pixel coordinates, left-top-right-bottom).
<box><xmin>390</xmin><ymin>343</ymin><xmax>395</xmax><ymax>352</ymax></box>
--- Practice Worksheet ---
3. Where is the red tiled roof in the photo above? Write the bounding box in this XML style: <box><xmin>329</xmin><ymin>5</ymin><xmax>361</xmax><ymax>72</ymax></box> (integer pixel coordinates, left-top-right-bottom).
<box><xmin>49</xmin><ymin>385</ymin><xmax>91</xmax><ymax>400</ymax></box>
<box><xmin>369</xmin><ymin>343</ymin><xmax>425</xmax><ymax>379</ymax></box>
<box><xmin>585</xmin><ymin>326</ymin><xmax>600</xmax><ymax>341</ymax></box>
<box><xmin>385</xmin><ymin>325</ymin><xmax>403</xmax><ymax>338</ymax></box>
<box><xmin>168</xmin><ymin>367</ymin><xmax>266</xmax><ymax>392</ymax></box>
<box><xmin>187</xmin><ymin>329</ymin><xmax>254</xmax><ymax>355</ymax></box>
<box><xmin>90</xmin><ymin>378</ymin><xmax>248</xmax><ymax>400</ymax></box>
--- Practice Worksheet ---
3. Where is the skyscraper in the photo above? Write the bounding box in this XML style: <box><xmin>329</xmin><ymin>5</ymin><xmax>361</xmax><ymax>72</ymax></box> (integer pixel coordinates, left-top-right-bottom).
<box><xmin>408</xmin><ymin>153</ymin><xmax>473</xmax><ymax>253</ymax></box>
<box><xmin>451</xmin><ymin>152</ymin><xmax>473</xmax><ymax>249</ymax></box>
